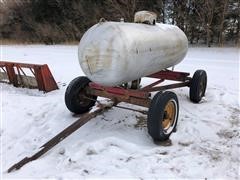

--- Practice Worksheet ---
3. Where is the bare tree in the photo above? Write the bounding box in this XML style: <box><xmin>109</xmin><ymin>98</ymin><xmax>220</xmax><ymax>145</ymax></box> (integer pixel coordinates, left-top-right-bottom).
<box><xmin>218</xmin><ymin>0</ymin><xmax>229</xmax><ymax>46</ymax></box>
<box><xmin>104</xmin><ymin>0</ymin><xmax>138</xmax><ymax>22</ymax></box>
<box><xmin>193</xmin><ymin>0</ymin><xmax>216</xmax><ymax>47</ymax></box>
<box><xmin>1</xmin><ymin>0</ymin><xmax>239</xmax><ymax>46</ymax></box>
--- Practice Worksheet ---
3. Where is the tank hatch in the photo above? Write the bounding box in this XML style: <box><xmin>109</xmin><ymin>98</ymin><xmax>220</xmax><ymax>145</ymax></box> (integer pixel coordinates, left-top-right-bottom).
<box><xmin>134</xmin><ymin>11</ymin><xmax>157</xmax><ymax>25</ymax></box>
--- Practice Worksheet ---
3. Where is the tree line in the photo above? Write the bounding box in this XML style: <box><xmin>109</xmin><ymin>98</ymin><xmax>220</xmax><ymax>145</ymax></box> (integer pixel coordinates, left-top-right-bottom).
<box><xmin>0</xmin><ymin>0</ymin><xmax>239</xmax><ymax>46</ymax></box>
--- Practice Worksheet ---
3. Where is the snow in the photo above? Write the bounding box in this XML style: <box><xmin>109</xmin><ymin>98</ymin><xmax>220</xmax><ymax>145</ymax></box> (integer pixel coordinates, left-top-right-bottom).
<box><xmin>1</xmin><ymin>45</ymin><xmax>239</xmax><ymax>179</ymax></box>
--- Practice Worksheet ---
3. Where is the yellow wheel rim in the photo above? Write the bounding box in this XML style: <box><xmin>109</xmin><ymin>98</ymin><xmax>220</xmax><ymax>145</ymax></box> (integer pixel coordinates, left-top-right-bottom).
<box><xmin>162</xmin><ymin>100</ymin><xmax>176</xmax><ymax>130</ymax></box>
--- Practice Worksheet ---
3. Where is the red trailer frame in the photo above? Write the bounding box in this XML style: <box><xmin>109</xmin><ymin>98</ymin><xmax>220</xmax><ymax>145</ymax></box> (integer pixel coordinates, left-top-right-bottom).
<box><xmin>86</xmin><ymin>70</ymin><xmax>191</xmax><ymax>108</ymax></box>
<box><xmin>64</xmin><ymin>68</ymin><xmax>202</xmax><ymax>142</ymax></box>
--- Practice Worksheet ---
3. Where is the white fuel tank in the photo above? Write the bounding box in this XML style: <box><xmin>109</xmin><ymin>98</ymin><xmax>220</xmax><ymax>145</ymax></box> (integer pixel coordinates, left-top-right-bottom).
<box><xmin>78</xmin><ymin>21</ymin><xmax>188</xmax><ymax>86</ymax></box>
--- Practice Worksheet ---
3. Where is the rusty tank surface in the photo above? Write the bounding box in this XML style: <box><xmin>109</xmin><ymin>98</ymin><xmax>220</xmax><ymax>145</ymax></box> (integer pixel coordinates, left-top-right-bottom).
<box><xmin>78</xmin><ymin>11</ymin><xmax>188</xmax><ymax>86</ymax></box>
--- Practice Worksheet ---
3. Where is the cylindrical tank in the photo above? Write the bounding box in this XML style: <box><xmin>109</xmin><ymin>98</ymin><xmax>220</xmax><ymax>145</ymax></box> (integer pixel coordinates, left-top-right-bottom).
<box><xmin>78</xmin><ymin>21</ymin><xmax>188</xmax><ymax>86</ymax></box>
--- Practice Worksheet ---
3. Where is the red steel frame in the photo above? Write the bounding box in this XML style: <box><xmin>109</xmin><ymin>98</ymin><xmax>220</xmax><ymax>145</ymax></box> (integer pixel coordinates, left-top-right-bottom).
<box><xmin>0</xmin><ymin>61</ymin><xmax>58</xmax><ymax>92</ymax></box>
<box><xmin>87</xmin><ymin>70</ymin><xmax>191</xmax><ymax>108</ymax></box>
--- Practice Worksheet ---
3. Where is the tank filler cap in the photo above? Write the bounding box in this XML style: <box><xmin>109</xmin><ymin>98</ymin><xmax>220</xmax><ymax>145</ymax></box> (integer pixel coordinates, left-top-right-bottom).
<box><xmin>134</xmin><ymin>11</ymin><xmax>157</xmax><ymax>25</ymax></box>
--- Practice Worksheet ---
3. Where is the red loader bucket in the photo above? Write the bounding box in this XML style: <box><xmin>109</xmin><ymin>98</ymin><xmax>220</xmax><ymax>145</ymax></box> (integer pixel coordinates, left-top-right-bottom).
<box><xmin>0</xmin><ymin>61</ymin><xmax>58</xmax><ymax>92</ymax></box>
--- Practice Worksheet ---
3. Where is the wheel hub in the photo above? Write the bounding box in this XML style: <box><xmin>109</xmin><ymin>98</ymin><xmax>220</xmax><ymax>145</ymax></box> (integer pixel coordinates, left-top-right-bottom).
<box><xmin>162</xmin><ymin>100</ymin><xmax>175</xmax><ymax>130</ymax></box>
<box><xmin>76</xmin><ymin>90</ymin><xmax>94</xmax><ymax>106</ymax></box>
<box><xmin>199</xmin><ymin>80</ymin><xmax>205</xmax><ymax>97</ymax></box>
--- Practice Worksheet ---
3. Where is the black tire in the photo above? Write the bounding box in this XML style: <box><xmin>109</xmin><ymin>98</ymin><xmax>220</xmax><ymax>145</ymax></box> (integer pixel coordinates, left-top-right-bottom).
<box><xmin>189</xmin><ymin>70</ymin><xmax>207</xmax><ymax>103</ymax></box>
<box><xmin>65</xmin><ymin>76</ymin><xmax>97</xmax><ymax>114</ymax></box>
<box><xmin>147</xmin><ymin>91</ymin><xmax>179</xmax><ymax>141</ymax></box>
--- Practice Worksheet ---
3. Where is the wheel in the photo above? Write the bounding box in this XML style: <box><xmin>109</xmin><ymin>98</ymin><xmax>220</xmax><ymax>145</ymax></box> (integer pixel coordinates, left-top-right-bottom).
<box><xmin>65</xmin><ymin>76</ymin><xmax>97</xmax><ymax>114</ymax></box>
<box><xmin>147</xmin><ymin>91</ymin><xmax>179</xmax><ymax>141</ymax></box>
<box><xmin>189</xmin><ymin>70</ymin><xmax>207</xmax><ymax>103</ymax></box>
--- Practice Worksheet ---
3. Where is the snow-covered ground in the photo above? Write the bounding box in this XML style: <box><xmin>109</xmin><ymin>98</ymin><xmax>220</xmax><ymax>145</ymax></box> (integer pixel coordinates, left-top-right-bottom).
<box><xmin>1</xmin><ymin>45</ymin><xmax>239</xmax><ymax>179</ymax></box>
